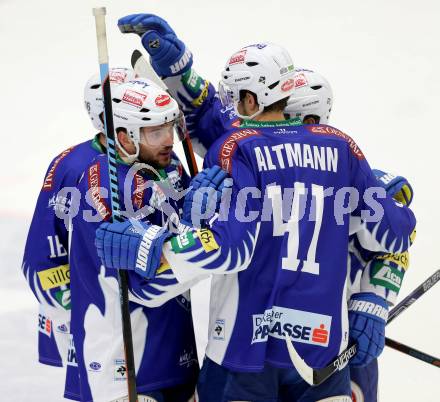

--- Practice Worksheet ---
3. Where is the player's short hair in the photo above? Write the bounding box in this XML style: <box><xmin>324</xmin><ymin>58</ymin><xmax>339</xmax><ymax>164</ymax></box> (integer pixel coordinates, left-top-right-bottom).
<box><xmin>240</xmin><ymin>90</ymin><xmax>289</xmax><ymax>114</ymax></box>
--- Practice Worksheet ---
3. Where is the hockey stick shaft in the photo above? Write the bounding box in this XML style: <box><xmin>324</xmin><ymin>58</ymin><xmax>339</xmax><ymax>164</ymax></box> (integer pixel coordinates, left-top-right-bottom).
<box><xmin>287</xmin><ymin>268</ymin><xmax>440</xmax><ymax>385</ymax></box>
<box><xmin>131</xmin><ymin>50</ymin><xmax>199</xmax><ymax>177</ymax></box>
<box><xmin>92</xmin><ymin>8</ymin><xmax>137</xmax><ymax>401</ymax></box>
<box><xmin>385</xmin><ymin>337</ymin><xmax>440</xmax><ymax>367</ymax></box>
<box><xmin>387</xmin><ymin>269</ymin><xmax>440</xmax><ymax>324</ymax></box>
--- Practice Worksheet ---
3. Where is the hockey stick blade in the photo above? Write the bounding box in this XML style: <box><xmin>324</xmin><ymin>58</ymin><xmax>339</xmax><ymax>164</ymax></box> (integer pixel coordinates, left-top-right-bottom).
<box><xmin>131</xmin><ymin>49</ymin><xmax>167</xmax><ymax>90</ymax></box>
<box><xmin>287</xmin><ymin>269</ymin><xmax>440</xmax><ymax>385</ymax></box>
<box><xmin>285</xmin><ymin>334</ymin><xmax>357</xmax><ymax>386</ymax></box>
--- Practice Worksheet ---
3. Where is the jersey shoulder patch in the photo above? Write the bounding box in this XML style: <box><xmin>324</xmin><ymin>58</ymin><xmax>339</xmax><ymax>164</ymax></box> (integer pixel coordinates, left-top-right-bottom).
<box><xmin>306</xmin><ymin>125</ymin><xmax>365</xmax><ymax>160</ymax></box>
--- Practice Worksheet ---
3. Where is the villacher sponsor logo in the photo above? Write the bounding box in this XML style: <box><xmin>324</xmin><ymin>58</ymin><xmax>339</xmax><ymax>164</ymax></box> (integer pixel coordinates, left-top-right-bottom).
<box><xmin>37</xmin><ymin>264</ymin><xmax>70</xmax><ymax>290</ymax></box>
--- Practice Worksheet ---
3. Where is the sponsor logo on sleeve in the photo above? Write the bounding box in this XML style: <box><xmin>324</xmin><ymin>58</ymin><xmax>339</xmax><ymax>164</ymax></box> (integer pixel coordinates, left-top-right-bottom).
<box><xmin>171</xmin><ymin>232</ymin><xmax>196</xmax><ymax>253</ymax></box>
<box><xmin>191</xmin><ymin>79</ymin><xmax>210</xmax><ymax>107</ymax></box>
<box><xmin>179</xmin><ymin>348</ymin><xmax>197</xmax><ymax>368</ymax></box>
<box><xmin>122</xmin><ymin>89</ymin><xmax>147</xmax><ymax>108</ymax></box>
<box><xmin>308</xmin><ymin>125</ymin><xmax>365</xmax><ymax>160</ymax></box>
<box><xmin>375</xmin><ymin>251</ymin><xmax>409</xmax><ymax>270</ymax></box>
<box><xmin>42</xmin><ymin>147</ymin><xmax>75</xmax><ymax>191</ymax></box>
<box><xmin>219</xmin><ymin>128</ymin><xmax>261</xmax><ymax>174</ymax></box>
<box><xmin>196</xmin><ymin>229</ymin><xmax>220</xmax><ymax>252</ymax></box>
<box><xmin>251</xmin><ymin>306</ymin><xmax>331</xmax><ymax>347</ymax></box>
<box><xmin>38</xmin><ymin>313</ymin><xmax>52</xmax><ymax>337</ymax></box>
<box><xmin>55</xmin><ymin>288</ymin><xmax>71</xmax><ymax>310</ymax></box>
<box><xmin>182</xmin><ymin>69</ymin><xmax>203</xmax><ymax>93</ymax></box>
<box><xmin>37</xmin><ymin>264</ymin><xmax>70</xmax><ymax>290</ymax></box>
<box><xmin>88</xmin><ymin>162</ymin><xmax>111</xmax><ymax>221</ymax></box>
<box><xmin>370</xmin><ymin>261</ymin><xmax>404</xmax><ymax>292</ymax></box>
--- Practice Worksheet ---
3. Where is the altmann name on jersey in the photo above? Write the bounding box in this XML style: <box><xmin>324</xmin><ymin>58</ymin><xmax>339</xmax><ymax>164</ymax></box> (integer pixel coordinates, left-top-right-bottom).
<box><xmin>170</xmin><ymin>49</ymin><xmax>192</xmax><ymax>75</ymax></box>
<box><xmin>136</xmin><ymin>226</ymin><xmax>162</xmax><ymax>272</ymax></box>
<box><xmin>254</xmin><ymin>143</ymin><xmax>338</xmax><ymax>173</ymax></box>
<box><xmin>252</xmin><ymin>306</ymin><xmax>331</xmax><ymax>347</ymax></box>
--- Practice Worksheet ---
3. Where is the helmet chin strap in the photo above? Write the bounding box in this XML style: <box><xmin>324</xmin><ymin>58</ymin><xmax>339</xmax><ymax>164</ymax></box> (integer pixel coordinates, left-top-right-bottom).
<box><xmin>115</xmin><ymin>134</ymin><xmax>140</xmax><ymax>163</ymax></box>
<box><xmin>233</xmin><ymin>102</ymin><xmax>264</xmax><ymax>121</ymax></box>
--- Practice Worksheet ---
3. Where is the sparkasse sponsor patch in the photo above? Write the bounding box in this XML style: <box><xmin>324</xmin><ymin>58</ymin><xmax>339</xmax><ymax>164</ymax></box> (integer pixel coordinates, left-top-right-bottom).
<box><xmin>252</xmin><ymin>306</ymin><xmax>331</xmax><ymax>347</ymax></box>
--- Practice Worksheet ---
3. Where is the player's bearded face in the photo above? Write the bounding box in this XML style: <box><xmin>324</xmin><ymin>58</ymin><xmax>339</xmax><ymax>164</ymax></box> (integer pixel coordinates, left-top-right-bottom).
<box><xmin>138</xmin><ymin>124</ymin><xmax>174</xmax><ymax>168</ymax></box>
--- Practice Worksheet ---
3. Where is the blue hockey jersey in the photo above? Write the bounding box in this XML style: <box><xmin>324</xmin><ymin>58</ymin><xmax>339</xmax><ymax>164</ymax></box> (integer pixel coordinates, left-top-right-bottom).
<box><xmin>22</xmin><ymin>138</ymin><xmax>104</xmax><ymax>374</ymax></box>
<box><xmin>70</xmin><ymin>153</ymin><xmax>198</xmax><ymax>402</ymax></box>
<box><xmin>162</xmin><ymin>121</ymin><xmax>416</xmax><ymax>371</ymax></box>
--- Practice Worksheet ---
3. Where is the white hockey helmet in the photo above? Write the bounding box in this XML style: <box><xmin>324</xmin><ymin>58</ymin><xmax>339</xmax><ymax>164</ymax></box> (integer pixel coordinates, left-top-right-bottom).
<box><xmin>219</xmin><ymin>43</ymin><xmax>295</xmax><ymax>119</ymax></box>
<box><xmin>84</xmin><ymin>67</ymin><xmax>138</xmax><ymax>132</ymax></box>
<box><xmin>284</xmin><ymin>69</ymin><xmax>333</xmax><ymax>124</ymax></box>
<box><xmin>111</xmin><ymin>78</ymin><xmax>183</xmax><ymax>162</ymax></box>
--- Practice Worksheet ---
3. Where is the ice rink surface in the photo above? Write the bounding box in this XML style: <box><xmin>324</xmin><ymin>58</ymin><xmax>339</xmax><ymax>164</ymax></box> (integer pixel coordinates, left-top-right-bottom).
<box><xmin>1</xmin><ymin>0</ymin><xmax>439</xmax><ymax>400</ymax></box>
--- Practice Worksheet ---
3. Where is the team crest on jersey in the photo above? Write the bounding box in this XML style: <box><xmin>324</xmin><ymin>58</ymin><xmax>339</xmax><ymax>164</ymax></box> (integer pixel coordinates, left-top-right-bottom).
<box><xmin>88</xmin><ymin>162</ymin><xmax>111</xmax><ymax>221</ymax></box>
<box><xmin>307</xmin><ymin>125</ymin><xmax>365</xmax><ymax>160</ymax></box>
<box><xmin>219</xmin><ymin>129</ymin><xmax>261</xmax><ymax>173</ymax></box>
<box><xmin>42</xmin><ymin>147</ymin><xmax>75</xmax><ymax>191</ymax></box>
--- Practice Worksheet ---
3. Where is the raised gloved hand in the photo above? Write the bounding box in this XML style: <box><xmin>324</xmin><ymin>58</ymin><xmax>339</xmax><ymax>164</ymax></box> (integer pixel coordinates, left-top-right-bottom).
<box><xmin>372</xmin><ymin>169</ymin><xmax>413</xmax><ymax>206</ymax></box>
<box><xmin>95</xmin><ymin>219</ymin><xmax>171</xmax><ymax>279</ymax></box>
<box><xmin>348</xmin><ymin>292</ymin><xmax>388</xmax><ymax>367</ymax></box>
<box><xmin>182</xmin><ymin>166</ymin><xmax>232</xmax><ymax>228</ymax></box>
<box><xmin>118</xmin><ymin>13</ymin><xmax>192</xmax><ymax>77</ymax></box>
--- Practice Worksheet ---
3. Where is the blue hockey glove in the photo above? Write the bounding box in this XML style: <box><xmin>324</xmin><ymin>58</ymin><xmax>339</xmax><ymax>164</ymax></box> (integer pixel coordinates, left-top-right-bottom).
<box><xmin>95</xmin><ymin>219</ymin><xmax>172</xmax><ymax>279</ymax></box>
<box><xmin>182</xmin><ymin>166</ymin><xmax>232</xmax><ymax>228</ymax></box>
<box><xmin>118</xmin><ymin>14</ymin><xmax>193</xmax><ymax>77</ymax></box>
<box><xmin>372</xmin><ymin>169</ymin><xmax>413</xmax><ymax>206</ymax></box>
<box><xmin>348</xmin><ymin>292</ymin><xmax>388</xmax><ymax>367</ymax></box>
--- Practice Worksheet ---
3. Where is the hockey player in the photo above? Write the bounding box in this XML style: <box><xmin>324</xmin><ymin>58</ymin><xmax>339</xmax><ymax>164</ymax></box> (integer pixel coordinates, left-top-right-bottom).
<box><xmin>96</xmin><ymin>42</ymin><xmax>416</xmax><ymax>401</ymax></box>
<box><xmin>68</xmin><ymin>78</ymin><xmax>203</xmax><ymax>402</ymax></box>
<box><xmin>285</xmin><ymin>69</ymin><xmax>414</xmax><ymax>402</ymax></box>
<box><xmin>116</xmin><ymin>14</ymin><xmax>416</xmax><ymax>401</ymax></box>
<box><xmin>22</xmin><ymin>67</ymin><xmax>137</xmax><ymax>401</ymax></box>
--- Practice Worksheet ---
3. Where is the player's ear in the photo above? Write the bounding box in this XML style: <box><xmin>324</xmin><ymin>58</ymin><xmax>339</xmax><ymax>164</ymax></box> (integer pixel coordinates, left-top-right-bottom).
<box><xmin>303</xmin><ymin>116</ymin><xmax>317</xmax><ymax>125</ymax></box>
<box><xmin>116</xmin><ymin>128</ymin><xmax>129</xmax><ymax>146</ymax></box>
